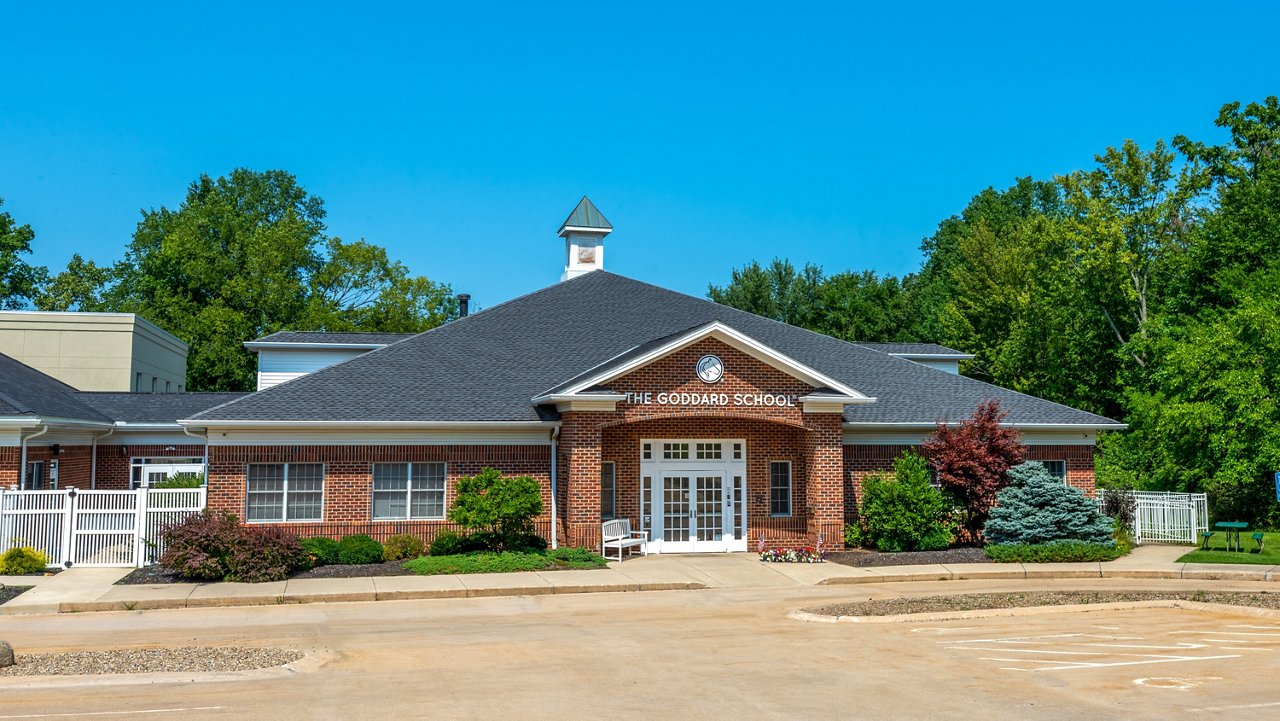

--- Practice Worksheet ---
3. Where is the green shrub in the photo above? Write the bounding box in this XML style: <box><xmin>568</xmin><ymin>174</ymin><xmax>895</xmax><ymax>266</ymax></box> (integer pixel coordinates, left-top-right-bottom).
<box><xmin>448</xmin><ymin>467</ymin><xmax>544</xmax><ymax>551</ymax></box>
<box><xmin>985</xmin><ymin>540</ymin><xmax>1126</xmax><ymax>563</ymax></box>
<box><xmin>337</xmin><ymin>534</ymin><xmax>385</xmax><ymax>565</ymax></box>
<box><xmin>383</xmin><ymin>533</ymin><xmax>426</xmax><ymax>561</ymax></box>
<box><xmin>301</xmin><ymin>537</ymin><xmax>341</xmax><ymax>566</ymax></box>
<box><xmin>429</xmin><ymin>530</ymin><xmax>479</xmax><ymax>556</ymax></box>
<box><xmin>150</xmin><ymin>472</ymin><xmax>205</xmax><ymax>489</ymax></box>
<box><xmin>983</xmin><ymin>462</ymin><xmax>1114</xmax><ymax>545</ymax></box>
<box><xmin>226</xmin><ymin>527</ymin><xmax>311</xmax><ymax>582</ymax></box>
<box><xmin>0</xmin><ymin>546</ymin><xmax>48</xmax><ymax>574</ymax></box>
<box><xmin>860</xmin><ymin>451</ymin><xmax>955</xmax><ymax>552</ymax></box>
<box><xmin>843</xmin><ymin>520</ymin><xmax>866</xmax><ymax>549</ymax></box>
<box><xmin>546</xmin><ymin>547</ymin><xmax>607</xmax><ymax>568</ymax></box>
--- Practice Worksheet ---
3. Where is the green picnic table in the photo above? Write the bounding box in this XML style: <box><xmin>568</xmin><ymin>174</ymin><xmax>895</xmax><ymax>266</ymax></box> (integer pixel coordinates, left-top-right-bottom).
<box><xmin>1214</xmin><ymin>521</ymin><xmax>1249</xmax><ymax>552</ymax></box>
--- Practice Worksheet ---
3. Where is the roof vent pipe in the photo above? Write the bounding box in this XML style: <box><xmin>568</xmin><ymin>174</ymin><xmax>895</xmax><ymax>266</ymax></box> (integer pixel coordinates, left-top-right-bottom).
<box><xmin>457</xmin><ymin>293</ymin><xmax>471</xmax><ymax>318</ymax></box>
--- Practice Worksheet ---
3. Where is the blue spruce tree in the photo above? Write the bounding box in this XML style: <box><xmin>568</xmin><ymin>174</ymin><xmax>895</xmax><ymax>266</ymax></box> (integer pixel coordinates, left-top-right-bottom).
<box><xmin>984</xmin><ymin>462</ymin><xmax>1114</xmax><ymax>545</ymax></box>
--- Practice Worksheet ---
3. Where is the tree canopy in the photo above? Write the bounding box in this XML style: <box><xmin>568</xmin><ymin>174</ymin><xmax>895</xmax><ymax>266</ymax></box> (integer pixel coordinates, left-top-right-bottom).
<box><xmin>34</xmin><ymin>169</ymin><xmax>458</xmax><ymax>390</ymax></box>
<box><xmin>711</xmin><ymin>96</ymin><xmax>1280</xmax><ymax>522</ymax></box>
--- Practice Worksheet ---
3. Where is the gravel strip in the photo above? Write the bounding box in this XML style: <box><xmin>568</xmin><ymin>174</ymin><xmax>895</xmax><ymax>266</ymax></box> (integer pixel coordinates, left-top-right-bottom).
<box><xmin>1</xmin><ymin>585</ymin><xmax>33</xmax><ymax>605</ymax></box>
<box><xmin>292</xmin><ymin>561</ymin><xmax>414</xmax><ymax>579</ymax></box>
<box><xmin>0</xmin><ymin>646</ymin><xmax>304</xmax><ymax>677</ymax></box>
<box><xmin>824</xmin><ymin>547</ymin><xmax>991</xmax><ymax>568</ymax></box>
<box><xmin>808</xmin><ymin>590</ymin><xmax>1280</xmax><ymax>617</ymax></box>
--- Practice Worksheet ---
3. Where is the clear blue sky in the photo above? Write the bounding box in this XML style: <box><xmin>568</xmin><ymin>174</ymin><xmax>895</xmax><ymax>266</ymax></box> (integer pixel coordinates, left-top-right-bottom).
<box><xmin>2</xmin><ymin>2</ymin><xmax>1276</xmax><ymax>310</ymax></box>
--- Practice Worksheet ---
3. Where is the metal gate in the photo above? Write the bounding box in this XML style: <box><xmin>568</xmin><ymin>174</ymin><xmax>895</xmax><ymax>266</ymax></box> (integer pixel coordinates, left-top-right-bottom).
<box><xmin>1100</xmin><ymin>491</ymin><xmax>1209</xmax><ymax>545</ymax></box>
<box><xmin>0</xmin><ymin>487</ymin><xmax>206</xmax><ymax>568</ymax></box>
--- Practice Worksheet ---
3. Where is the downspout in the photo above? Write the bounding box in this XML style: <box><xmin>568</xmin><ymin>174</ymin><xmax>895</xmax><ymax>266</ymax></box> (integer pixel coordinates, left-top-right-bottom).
<box><xmin>550</xmin><ymin>426</ymin><xmax>560</xmax><ymax>550</ymax></box>
<box><xmin>90</xmin><ymin>427</ymin><xmax>115</xmax><ymax>489</ymax></box>
<box><xmin>182</xmin><ymin>425</ymin><xmax>209</xmax><ymax>483</ymax></box>
<box><xmin>19</xmin><ymin>424</ymin><xmax>49</xmax><ymax>489</ymax></box>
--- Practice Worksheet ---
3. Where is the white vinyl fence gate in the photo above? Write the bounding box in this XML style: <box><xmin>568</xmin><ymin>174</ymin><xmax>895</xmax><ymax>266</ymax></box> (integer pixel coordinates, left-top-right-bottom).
<box><xmin>1100</xmin><ymin>491</ymin><xmax>1209</xmax><ymax>545</ymax></box>
<box><xmin>0</xmin><ymin>487</ymin><xmax>206</xmax><ymax>568</ymax></box>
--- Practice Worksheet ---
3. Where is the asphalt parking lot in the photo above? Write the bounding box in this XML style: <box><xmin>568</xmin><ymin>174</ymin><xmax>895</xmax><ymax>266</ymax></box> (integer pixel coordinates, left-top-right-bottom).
<box><xmin>2</xmin><ymin>580</ymin><xmax>1279</xmax><ymax>720</ymax></box>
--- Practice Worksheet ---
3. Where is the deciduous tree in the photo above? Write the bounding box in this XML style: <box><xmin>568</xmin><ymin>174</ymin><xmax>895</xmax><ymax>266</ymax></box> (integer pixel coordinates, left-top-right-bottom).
<box><xmin>921</xmin><ymin>401</ymin><xmax>1024</xmax><ymax>540</ymax></box>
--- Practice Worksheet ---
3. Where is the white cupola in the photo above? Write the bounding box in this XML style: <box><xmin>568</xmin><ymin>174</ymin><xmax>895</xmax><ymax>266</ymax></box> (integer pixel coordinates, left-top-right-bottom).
<box><xmin>559</xmin><ymin>196</ymin><xmax>612</xmax><ymax>281</ymax></box>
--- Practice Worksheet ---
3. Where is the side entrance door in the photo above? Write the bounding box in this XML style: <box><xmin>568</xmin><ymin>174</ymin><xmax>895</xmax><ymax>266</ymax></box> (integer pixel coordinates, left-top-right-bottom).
<box><xmin>658</xmin><ymin>471</ymin><xmax>733</xmax><ymax>552</ymax></box>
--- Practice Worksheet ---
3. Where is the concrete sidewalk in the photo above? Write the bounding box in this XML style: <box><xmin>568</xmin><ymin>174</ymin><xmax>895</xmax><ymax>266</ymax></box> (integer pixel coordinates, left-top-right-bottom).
<box><xmin>3</xmin><ymin>544</ymin><xmax>1275</xmax><ymax>615</ymax></box>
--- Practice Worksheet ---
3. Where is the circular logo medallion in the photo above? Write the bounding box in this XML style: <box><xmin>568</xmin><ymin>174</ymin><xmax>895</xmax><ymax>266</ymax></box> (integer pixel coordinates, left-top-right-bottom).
<box><xmin>696</xmin><ymin>355</ymin><xmax>724</xmax><ymax>384</ymax></box>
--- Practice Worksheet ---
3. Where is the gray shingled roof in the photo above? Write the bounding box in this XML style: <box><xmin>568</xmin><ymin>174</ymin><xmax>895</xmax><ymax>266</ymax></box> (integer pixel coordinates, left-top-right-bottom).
<box><xmin>855</xmin><ymin>342</ymin><xmax>972</xmax><ymax>356</ymax></box>
<box><xmin>190</xmin><ymin>272</ymin><xmax>1122</xmax><ymax>427</ymax></box>
<box><xmin>75</xmin><ymin>392</ymin><xmax>249</xmax><ymax>423</ymax></box>
<box><xmin>249</xmin><ymin>331</ymin><xmax>417</xmax><ymax>345</ymax></box>
<box><xmin>0</xmin><ymin>353</ymin><xmax>111</xmax><ymax>422</ymax></box>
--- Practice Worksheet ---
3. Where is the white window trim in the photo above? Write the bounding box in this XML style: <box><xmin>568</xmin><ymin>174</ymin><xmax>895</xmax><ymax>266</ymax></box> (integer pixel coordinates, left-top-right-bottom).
<box><xmin>601</xmin><ymin>461</ymin><xmax>617</xmax><ymax>520</ymax></box>
<box><xmin>769</xmin><ymin>460</ymin><xmax>793</xmax><ymax>518</ymax></box>
<box><xmin>245</xmin><ymin>462</ymin><xmax>326</xmax><ymax>524</ymax></box>
<box><xmin>371</xmin><ymin>461</ymin><xmax>448</xmax><ymax>521</ymax></box>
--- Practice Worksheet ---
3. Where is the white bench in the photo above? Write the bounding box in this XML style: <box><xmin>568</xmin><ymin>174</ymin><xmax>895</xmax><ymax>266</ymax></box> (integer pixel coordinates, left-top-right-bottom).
<box><xmin>602</xmin><ymin>519</ymin><xmax>647</xmax><ymax>561</ymax></box>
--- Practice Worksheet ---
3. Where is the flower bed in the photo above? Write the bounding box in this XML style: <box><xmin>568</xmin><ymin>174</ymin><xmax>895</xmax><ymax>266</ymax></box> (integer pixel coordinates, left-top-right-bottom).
<box><xmin>759</xmin><ymin>547</ymin><xmax>825</xmax><ymax>563</ymax></box>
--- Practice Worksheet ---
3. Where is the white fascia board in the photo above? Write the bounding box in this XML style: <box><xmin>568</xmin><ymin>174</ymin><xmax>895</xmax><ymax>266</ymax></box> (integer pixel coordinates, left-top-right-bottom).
<box><xmin>179</xmin><ymin>419</ymin><xmax>559</xmax><ymax>430</ymax></box>
<box><xmin>798</xmin><ymin>394</ymin><xmax>876</xmax><ymax>404</ymax></box>
<box><xmin>243</xmin><ymin>341</ymin><xmax>390</xmax><ymax>351</ymax></box>
<box><xmin>887</xmin><ymin>353</ymin><xmax>975</xmax><ymax>361</ymax></box>
<box><xmin>559</xmin><ymin>225</ymin><xmax>611</xmax><ymax>235</ymax></box>
<box><xmin>842</xmin><ymin>421</ymin><xmax>1128</xmax><ymax>431</ymax></box>
<box><xmin>1</xmin><ymin>416</ymin><xmax>114</xmax><ymax>430</ymax></box>
<box><xmin>529</xmin><ymin>392</ymin><xmax>627</xmax><ymax>405</ymax></box>
<box><xmin>545</xmin><ymin>322</ymin><xmax>872</xmax><ymax>402</ymax></box>
<box><xmin>112</xmin><ymin>422</ymin><xmax>182</xmax><ymax>429</ymax></box>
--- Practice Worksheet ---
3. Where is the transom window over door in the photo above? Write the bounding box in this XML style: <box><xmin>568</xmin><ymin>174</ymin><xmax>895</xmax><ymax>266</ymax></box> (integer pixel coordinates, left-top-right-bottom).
<box><xmin>247</xmin><ymin>463</ymin><xmax>324</xmax><ymax>522</ymax></box>
<box><xmin>373</xmin><ymin>462</ymin><xmax>446</xmax><ymax>520</ymax></box>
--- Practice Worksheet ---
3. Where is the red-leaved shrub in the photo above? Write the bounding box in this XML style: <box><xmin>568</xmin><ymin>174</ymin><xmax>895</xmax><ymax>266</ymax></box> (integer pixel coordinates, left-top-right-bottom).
<box><xmin>921</xmin><ymin>400</ymin><xmax>1024</xmax><ymax>541</ymax></box>
<box><xmin>158</xmin><ymin>509</ymin><xmax>310</xmax><ymax>582</ymax></box>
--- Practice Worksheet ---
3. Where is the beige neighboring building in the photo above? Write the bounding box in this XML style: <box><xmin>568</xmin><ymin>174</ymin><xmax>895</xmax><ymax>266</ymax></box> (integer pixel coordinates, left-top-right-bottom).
<box><xmin>0</xmin><ymin>311</ymin><xmax>188</xmax><ymax>392</ymax></box>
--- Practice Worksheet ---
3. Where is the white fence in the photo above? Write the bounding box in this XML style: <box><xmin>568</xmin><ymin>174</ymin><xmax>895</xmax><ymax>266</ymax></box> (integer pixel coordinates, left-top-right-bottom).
<box><xmin>1100</xmin><ymin>490</ymin><xmax>1209</xmax><ymax>545</ymax></box>
<box><xmin>0</xmin><ymin>487</ymin><xmax>206</xmax><ymax>568</ymax></box>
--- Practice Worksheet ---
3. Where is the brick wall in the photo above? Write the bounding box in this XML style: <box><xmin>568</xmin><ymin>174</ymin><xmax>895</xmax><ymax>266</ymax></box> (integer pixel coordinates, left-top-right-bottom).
<box><xmin>13</xmin><ymin>445</ymin><xmax>93</xmax><ymax>488</ymax></box>
<box><xmin>0</xmin><ymin>446</ymin><xmax>17</xmax><ymax>488</ymax></box>
<box><xmin>559</xmin><ymin>337</ymin><xmax>845</xmax><ymax>549</ymax></box>
<box><xmin>206</xmin><ymin>445</ymin><xmax>552</xmax><ymax>537</ymax></box>
<box><xmin>93</xmin><ymin>444</ymin><xmax>208</xmax><ymax>490</ymax></box>
<box><xmin>842</xmin><ymin>443</ymin><xmax>1099</xmax><ymax>522</ymax></box>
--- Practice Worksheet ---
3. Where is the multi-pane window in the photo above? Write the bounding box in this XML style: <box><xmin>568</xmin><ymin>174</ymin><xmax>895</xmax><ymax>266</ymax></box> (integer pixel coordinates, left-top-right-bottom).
<box><xmin>663</xmin><ymin>442</ymin><xmax>689</xmax><ymax>460</ymax></box>
<box><xmin>695</xmin><ymin>442</ymin><xmax>722</xmax><ymax>460</ymax></box>
<box><xmin>372</xmin><ymin>462</ymin><xmax>446</xmax><ymax>520</ymax></box>
<box><xmin>1041</xmin><ymin>460</ymin><xmax>1067</xmax><ymax>482</ymax></box>
<box><xmin>247</xmin><ymin>463</ymin><xmax>324</xmax><ymax>522</ymax></box>
<box><xmin>600</xmin><ymin>462</ymin><xmax>616</xmax><ymax>520</ymax></box>
<box><xmin>769</xmin><ymin>461</ymin><xmax>792</xmax><ymax>517</ymax></box>
<box><xmin>641</xmin><ymin>443</ymin><xmax>652</xmax><ymax>460</ymax></box>
<box><xmin>732</xmin><ymin>443</ymin><xmax>743</xmax><ymax>460</ymax></box>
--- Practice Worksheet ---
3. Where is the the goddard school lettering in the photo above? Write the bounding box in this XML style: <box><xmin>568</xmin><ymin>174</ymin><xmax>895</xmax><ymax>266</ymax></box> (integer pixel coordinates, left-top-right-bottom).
<box><xmin>621</xmin><ymin>391</ymin><xmax>797</xmax><ymax>407</ymax></box>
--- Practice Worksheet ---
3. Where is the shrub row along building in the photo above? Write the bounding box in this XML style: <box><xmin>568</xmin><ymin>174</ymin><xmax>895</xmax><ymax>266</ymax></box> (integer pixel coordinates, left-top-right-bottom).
<box><xmin>0</xmin><ymin>199</ymin><xmax>1124</xmax><ymax>551</ymax></box>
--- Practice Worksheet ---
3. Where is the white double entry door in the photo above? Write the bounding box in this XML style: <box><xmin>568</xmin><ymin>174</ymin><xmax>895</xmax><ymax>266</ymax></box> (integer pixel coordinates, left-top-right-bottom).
<box><xmin>640</xmin><ymin>438</ymin><xmax>747</xmax><ymax>553</ymax></box>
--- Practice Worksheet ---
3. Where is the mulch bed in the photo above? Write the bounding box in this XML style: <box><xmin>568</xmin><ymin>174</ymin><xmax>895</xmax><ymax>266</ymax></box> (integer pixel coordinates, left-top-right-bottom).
<box><xmin>824</xmin><ymin>547</ymin><xmax>991</xmax><ymax>568</ymax></box>
<box><xmin>292</xmin><ymin>561</ymin><xmax>413</xmax><ymax>579</ymax></box>
<box><xmin>117</xmin><ymin>561</ymin><xmax>415</xmax><ymax>585</ymax></box>
<box><xmin>808</xmin><ymin>590</ymin><xmax>1280</xmax><ymax>617</ymax></box>
<box><xmin>0</xmin><ymin>646</ymin><xmax>303</xmax><ymax>676</ymax></box>
<box><xmin>0</xmin><ymin>585</ymin><xmax>33</xmax><ymax>605</ymax></box>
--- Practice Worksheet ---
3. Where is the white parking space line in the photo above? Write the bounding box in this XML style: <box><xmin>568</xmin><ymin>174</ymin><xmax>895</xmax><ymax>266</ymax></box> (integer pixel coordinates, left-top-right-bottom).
<box><xmin>0</xmin><ymin>708</ymin><xmax>225</xmax><ymax>719</ymax></box>
<box><xmin>935</xmin><ymin>623</ymin><xmax>1277</xmax><ymax>673</ymax></box>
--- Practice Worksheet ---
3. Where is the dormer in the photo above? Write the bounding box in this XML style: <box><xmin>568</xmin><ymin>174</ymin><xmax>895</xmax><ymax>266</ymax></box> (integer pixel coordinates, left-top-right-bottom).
<box><xmin>559</xmin><ymin>196</ymin><xmax>612</xmax><ymax>281</ymax></box>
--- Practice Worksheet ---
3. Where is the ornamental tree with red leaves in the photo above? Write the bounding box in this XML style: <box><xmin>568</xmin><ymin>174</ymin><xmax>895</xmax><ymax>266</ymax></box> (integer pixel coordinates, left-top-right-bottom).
<box><xmin>921</xmin><ymin>400</ymin><xmax>1024</xmax><ymax>542</ymax></box>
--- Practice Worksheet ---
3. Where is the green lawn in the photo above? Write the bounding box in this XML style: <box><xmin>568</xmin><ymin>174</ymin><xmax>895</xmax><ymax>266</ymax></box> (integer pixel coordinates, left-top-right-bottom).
<box><xmin>403</xmin><ymin>547</ymin><xmax>608</xmax><ymax>575</ymax></box>
<box><xmin>1177</xmin><ymin>531</ymin><xmax>1278</xmax><ymax>564</ymax></box>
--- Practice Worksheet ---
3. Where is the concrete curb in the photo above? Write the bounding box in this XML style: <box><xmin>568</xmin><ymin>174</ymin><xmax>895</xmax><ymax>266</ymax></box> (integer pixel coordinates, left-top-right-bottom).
<box><xmin>36</xmin><ymin>580</ymin><xmax>709</xmax><ymax>614</ymax></box>
<box><xmin>788</xmin><ymin>599</ymin><xmax>1280</xmax><ymax>625</ymax></box>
